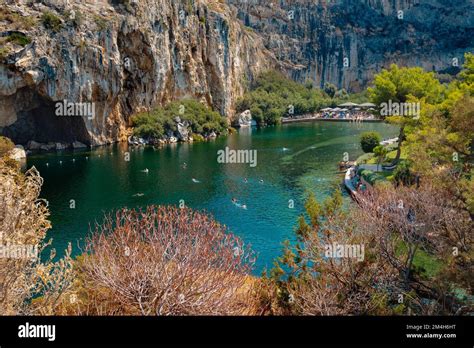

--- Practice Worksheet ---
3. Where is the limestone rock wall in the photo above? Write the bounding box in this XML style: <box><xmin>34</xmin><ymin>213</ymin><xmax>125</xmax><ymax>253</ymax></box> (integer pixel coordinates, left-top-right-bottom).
<box><xmin>227</xmin><ymin>0</ymin><xmax>474</xmax><ymax>91</ymax></box>
<box><xmin>0</xmin><ymin>0</ymin><xmax>274</xmax><ymax>145</ymax></box>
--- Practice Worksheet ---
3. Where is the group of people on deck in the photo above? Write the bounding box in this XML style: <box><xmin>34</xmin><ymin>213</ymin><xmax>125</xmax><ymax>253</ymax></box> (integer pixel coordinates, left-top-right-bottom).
<box><xmin>320</xmin><ymin>110</ymin><xmax>374</xmax><ymax>121</ymax></box>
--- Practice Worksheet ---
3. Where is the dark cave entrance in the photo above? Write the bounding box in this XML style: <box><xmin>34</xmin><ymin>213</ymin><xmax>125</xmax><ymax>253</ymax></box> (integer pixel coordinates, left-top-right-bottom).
<box><xmin>1</xmin><ymin>89</ymin><xmax>91</xmax><ymax>145</ymax></box>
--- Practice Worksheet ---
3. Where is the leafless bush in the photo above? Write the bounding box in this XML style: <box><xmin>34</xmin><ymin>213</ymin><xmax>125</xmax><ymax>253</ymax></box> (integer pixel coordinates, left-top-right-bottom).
<box><xmin>268</xmin><ymin>183</ymin><xmax>472</xmax><ymax>316</ymax></box>
<box><xmin>357</xmin><ymin>184</ymin><xmax>473</xmax><ymax>313</ymax></box>
<box><xmin>0</xmin><ymin>159</ymin><xmax>73</xmax><ymax>315</ymax></box>
<box><xmin>79</xmin><ymin>206</ymin><xmax>256</xmax><ymax>315</ymax></box>
<box><xmin>290</xmin><ymin>210</ymin><xmax>399</xmax><ymax>315</ymax></box>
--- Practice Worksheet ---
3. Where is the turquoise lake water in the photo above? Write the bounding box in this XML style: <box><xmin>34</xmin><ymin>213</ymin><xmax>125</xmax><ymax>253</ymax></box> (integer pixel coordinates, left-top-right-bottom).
<box><xmin>26</xmin><ymin>121</ymin><xmax>398</xmax><ymax>274</ymax></box>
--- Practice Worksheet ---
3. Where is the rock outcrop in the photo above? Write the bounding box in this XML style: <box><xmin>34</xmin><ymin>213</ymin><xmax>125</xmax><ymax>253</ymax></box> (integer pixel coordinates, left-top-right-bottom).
<box><xmin>8</xmin><ymin>145</ymin><xmax>26</xmax><ymax>161</ymax></box>
<box><xmin>0</xmin><ymin>0</ymin><xmax>275</xmax><ymax>146</ymax></box>
<box><xmin>238</xmin><ymin>110</ymin><xmax>252</xmax><ymax>127</ymax></box>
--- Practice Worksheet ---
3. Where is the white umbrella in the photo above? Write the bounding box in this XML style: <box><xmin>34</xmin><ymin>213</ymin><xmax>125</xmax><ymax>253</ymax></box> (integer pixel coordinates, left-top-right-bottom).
<box><xmin>332</xmin><ymin>107</ymin><xmax>342</xmax><ymax>111</ymax></box>
<box><xmin>338</xmin><ymin>102</ymin><xmax>359</xmax><ymax>108</ymax></box>
<box><xmin>359</xmin><ymin>102</ymin><xmax>376</xmax><ymax>108</ymax></box>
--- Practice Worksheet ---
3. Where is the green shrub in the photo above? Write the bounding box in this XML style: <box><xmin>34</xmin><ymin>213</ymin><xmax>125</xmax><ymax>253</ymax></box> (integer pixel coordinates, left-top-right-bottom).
<box><xmin>359</xmin><ymin>169</ymin><xmax>386</xmax><ymax>186</ymax></box>
<box><xmin>236</xmin><ymin>71</ymin><xmax>329</xmax><ymax>126</ymax></box>
<box><xmin>191</xmin><ymin>133</ymin><xmax>205</xmax><ymax>142</ymax></box>
<box><xmin>94</xmin><ymin>15</ymin><xmax>109</xmax><ymax>31</ymax></box>
<box><xmin>131</xmin><ymin>99</ymin><xmax>227</xmax><ymax>140</ymax></box>
<box><xmin>41</xmin><ymin>11</ymin><xmax>62</xmax><ymax>32</ymax></box>
<box><xmin>0</xmin><ymin>47</ymin><xmax>10</xmax><ymax>61</ymax></box>
<box><xmin>6</xmin><ymin>32</ymin><xmax>31</xmax><ymax>46</ymax></box>
<box><xmin>0</xmin><ymin>8</ymin><xmax>36</xmax><ymax>30</ymax></box>
<box><xmin>393</xmin><ymin>160</ymin><xmax>417</xmax><ymax>186</ymax></box>
<box><xmin>323</xmin><ymin>82</ymin><xmax>337</xmax><ymax>98</ymax></box>
<box><xmin>360</xmin><ymin>131</ymin><xmax>381</xmax><ymax>153</ymax></box>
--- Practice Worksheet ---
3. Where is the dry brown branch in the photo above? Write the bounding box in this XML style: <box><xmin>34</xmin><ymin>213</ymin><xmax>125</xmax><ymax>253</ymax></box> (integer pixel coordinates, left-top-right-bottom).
<box><xmin>0</xmin><ymin>159</ymin><xmax>74</xmax><ymax>315</ymax></box>
<box><xmin>78</xmin><ymin>206</ymin><xmax>257</xmax><ymax>315</ymax></box>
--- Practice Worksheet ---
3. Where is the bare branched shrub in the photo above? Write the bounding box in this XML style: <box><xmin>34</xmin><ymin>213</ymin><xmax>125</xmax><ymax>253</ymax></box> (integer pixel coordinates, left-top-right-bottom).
<box><xmin>290</xmin><ymin>211</ymin><xmax>399</xmax><ymax>315</ymax></box>
<box><xmin>268</xmin><ymin>184</ymin><xmax>473</xmax><ymax>316</ymax></box>
<box><xmin>266</xmin><ymin>189</ymin><xmax>400</xmax><ymax>315</ymax></box>
<box><xmin>78</xmin><ymin>206</ymin><xmax>256</xmax><ymax>315</ymax></box>
<box><xmin>358</xmin><ymin>184</ymin><xmax>473</xmax><ymax>314</ymax></box>
<box><xmin>0</xmin><ymin>159</ymin><xmax>74</xmax><ymax>315</ymax></box>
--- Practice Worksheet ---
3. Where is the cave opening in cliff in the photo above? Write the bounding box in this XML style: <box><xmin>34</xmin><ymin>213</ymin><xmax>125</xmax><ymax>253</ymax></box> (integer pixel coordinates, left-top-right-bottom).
<box><xmin>1</xmin><ymin>89</ymin><xmax>91</xmax><ymax>146</ymax></box>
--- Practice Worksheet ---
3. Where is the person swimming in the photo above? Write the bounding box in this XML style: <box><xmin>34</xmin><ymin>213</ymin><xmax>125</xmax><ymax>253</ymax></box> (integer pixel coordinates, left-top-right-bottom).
<box><xmin>142</xmin><ymin>168</ymin><xmax>149</xmax><ymax>173</ymax></box>
<box><xmin>259</xmin><ymin>179</ymin><xmax>264</xmax><ymax>184</ymax></box>
<box><xmin>182</xmin><ymin>162</ymin><xmax>187</xmax><ymax>169</ymax></box>
<box><xmin>232</xmin><ymin>199</ymin><xmax>247</xmax><ymax>210</ymax></box>
<box><xmin>244</xmin><ymin>178</ymin><xmax>248</xmax><ymax>183</ymax></box>
<box><xmin>192</xmin><ymin>178</ymin><xmax>200</xmax><ymax>183</ymax></box>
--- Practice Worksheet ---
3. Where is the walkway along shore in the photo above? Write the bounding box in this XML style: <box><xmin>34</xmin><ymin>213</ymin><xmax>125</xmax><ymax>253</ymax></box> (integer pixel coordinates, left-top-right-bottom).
<box><xmin>344</xmin><ymin>166</ymin><xmax>365</xmax><ymax>204</ymax></box>
<box><xmin>282</xmin><ymin>116</ymin><xmax>383</xmax><ymax>124</ymax></box>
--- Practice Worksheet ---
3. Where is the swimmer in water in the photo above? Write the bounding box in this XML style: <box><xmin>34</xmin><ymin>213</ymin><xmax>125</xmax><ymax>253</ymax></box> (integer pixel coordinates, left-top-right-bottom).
<box><xmin>244</xmin><ymin>178</ymin><xmax>248</xmax><ymax>183</ymax></box>
<box><xmin>260</xmin><ymin>179</ymin><xmax>264</xmax><ymax>184</ymax></box>
<box><xmin>232</xmin><ymin>198</ymin><xmax>237</xmax><ymax>203</ymax></box>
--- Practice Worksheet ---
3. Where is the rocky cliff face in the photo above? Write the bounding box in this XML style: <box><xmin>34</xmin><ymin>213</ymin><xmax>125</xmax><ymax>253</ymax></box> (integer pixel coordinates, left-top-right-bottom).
<box><xmin>228</xmin><ymin>0</ymin><xmax>474</xmax><ymax>91</ymax></box>
<box><xmin>0</xmin><ymin>0</ymin><xmax>274</xmax><ymax>145</ymax></box>
<box><xmin>1</xmin><ymin>0</ymin><xmax>473</xmax><ymax>146</ymax></box>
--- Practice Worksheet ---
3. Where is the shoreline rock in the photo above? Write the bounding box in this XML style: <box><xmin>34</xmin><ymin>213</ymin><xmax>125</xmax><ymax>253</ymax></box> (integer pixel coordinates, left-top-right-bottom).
<box><xmin>9</xmin><ymin>145</ymin><xmax>26</xmax><ymax>161</ymax></box>
<box><xmin>72</xmin><ymin>141</ymin><xmax>87</xmax><ymax>149</ymax></box>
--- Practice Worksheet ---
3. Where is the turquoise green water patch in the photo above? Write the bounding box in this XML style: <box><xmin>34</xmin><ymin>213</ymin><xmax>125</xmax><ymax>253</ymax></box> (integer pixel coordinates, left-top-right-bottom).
<box><xmin>26</xmin><ymin>121</ymin><xmax>398</xmax><ymax>274</ymax></box>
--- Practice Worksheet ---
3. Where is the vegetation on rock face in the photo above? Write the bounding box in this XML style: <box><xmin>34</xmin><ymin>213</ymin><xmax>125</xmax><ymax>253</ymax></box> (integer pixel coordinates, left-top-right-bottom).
<box><xmin>6</xmin><ymin>32</ymin><xmax>31</xmax><ymax>46</ymax></box>
<box><xmin>41</xmin><ymin>11</ymin><xmax>62</xmax><ymax>32</ymax></box>
<box><xmin>0</xmin><ymin>47</ymin><xmax>10</xmax><ymax>61</ymax></box>
<box><xmin>0</xmin><ymin>7</ymin><xmax>37</xmax><ymax>30</ymax></box>
<box><xmin>93</xmin><ymin>14</ymin><xmax>109</xmax><ymax>31</ymax></box>
<box><xmin>131</xmin><ymin>99</ymin><xmax>227</xmax><ymax>141</ymax></box>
